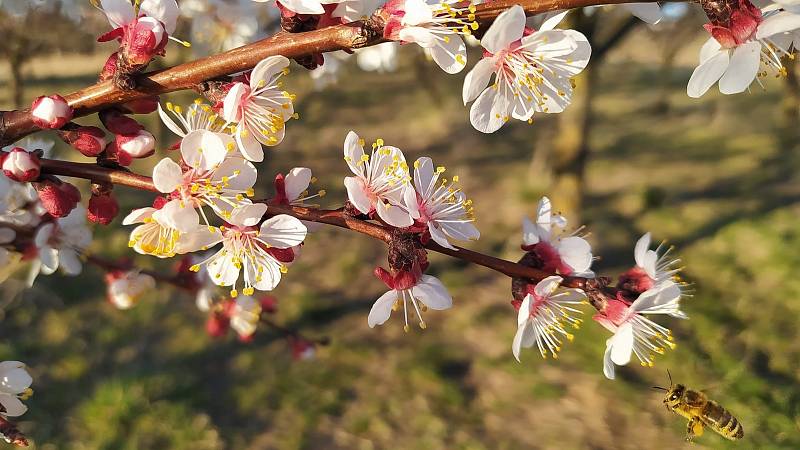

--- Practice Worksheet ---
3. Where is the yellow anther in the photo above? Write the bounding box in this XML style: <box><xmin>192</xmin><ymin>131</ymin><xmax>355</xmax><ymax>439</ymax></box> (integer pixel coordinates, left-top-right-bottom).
<box><xmin>230</xmin><ymin>289</ymin><xmax>238</xmax><ymax>298</ymax></box>
<box><xmin>190</xmin><ymin>264</ymin><xmax>201</xmax><ymax>272</ymax></box>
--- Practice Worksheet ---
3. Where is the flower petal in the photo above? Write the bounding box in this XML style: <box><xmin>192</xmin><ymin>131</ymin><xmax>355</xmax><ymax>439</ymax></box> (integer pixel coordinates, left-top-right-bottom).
<box><xmin>687</xmin><ymin>48</ymin><xmax>729</xmax><ymax>98</ymax></box>
<box><xmin>235</xmin><ymin>129</ymin><xmax>264</xmax><ymax>162</ymax></box>
<box><xmin>152</xmin><ymin>158</ymin><xmax>184</xmax><ymax>194</ymax></box>
<box><xmin>401</xmin><ymin>0</ymin><xmax>433</xmax><ymax>25</ymax></box>
<box><xmin>718</xmin><ymin>41</ymin><xmax>761</xmax><ymax>95</ymax></box>
<box><xmin>429</xmin><ymin>34</ymin><xmax>467</xmax><ymax>74</ymax></box>
<box><xmin>180</xmin><ymin>130</ymin><xmax>227</xmax><ymax>171</ymax></box>
<box><xmin>229</xmin><ymin>203</ymin><xmax>268</xmax><ymax>228</ymax></box>
<box><xmin>603</xmin><ymin>339</ymin><xmax>616</xmax><ymax>379</ymax></box>
<box><xmin>284</xmin><ymin>167</ymin><xmax>312</xmax><ymax>202</ymax></box>
<box><xmin>558</xmin><ymin>236</ymin><xmax>593</xmax><ymax>273</ymax></box>
<box><xmin>469</xmin><ymin>85</ymin><xmax>513</xmax><ymax>133</ymax></box>
<box><xmin>368</xmin><ymin>289</ymin><xmax>397</xmax><ymax>327</ymax></box>
<box><xmin>624</xmin><ymin>3</ymin><xmax>662</xmax><ymax>24</ymax></box>
<box><xmin>278</xmin><ymin>0</ymin><xmax>325</xmax><ymax>15</ymax></box>
<box><xmin>634</xmin><ymin>232</ymin><xmax>651</xmax><ymax>268</ymax></box>
<box><xmin>463</xmin><ymin>57</ymin><xmax>496</xmax><ymax>105</ymax></box>
<box><xmin>0</xmin><ymin>394</ymin><xmax>27</xmax><ymax>417</ymax></box>
<box><xmin>222</xmin><ymin>82</ymin><xmax>248</xmax><ymax>123</ymax></box>
<box><xmin>344</xmin><ymin>176</ymin><xmax>372</xmax><ymax>214</ymax></box>
<box><xmin>481</xmin><ymin>5</ymin><xmax>526</xmax><ymax>54</ymax></box>
<box><xmin>101</xmin><ymin>0</ymin><xmax>135</xmax><ymax>28</ymax></box>
<box><xmin>609</xmin><ymin>322</ymin><xmax>634</xmax><ymax>366</ymax></box>
<box><xmin>756</xmin><ymin>11</ymin><xmax>800</xmax><ymax>39</ymax></box>
<box><xmin>376</xmin><ymin>201</ymin><xmax>413</xmax><ymax>228</ymax></box>
<box><xmin>139</xmin><ymin>0</ymin><xmax>180</xmax><ymax>33</ymax></box>
<box><xmin>250</xmin><ymin>56</ymin><xmax>290</xmax><ymax>91</ymax></box>
<box><xmin>259</xmin><ymin>214</ymin><xmax>307</xmax><ymax>248</ymax></box>
<box><xmin>534</xmin><ymin>275</ymin><xmax>563</xmax><ymax>298</ymax></box>
<box><xmin>343</xmin><ymin>130</ymin><xmax>365</xmax><ymax>176</ymax></box>
<box><xmin>411</xmin><ymin>275</ymin><xmax>453</xmax><ymax>310</ymax></box>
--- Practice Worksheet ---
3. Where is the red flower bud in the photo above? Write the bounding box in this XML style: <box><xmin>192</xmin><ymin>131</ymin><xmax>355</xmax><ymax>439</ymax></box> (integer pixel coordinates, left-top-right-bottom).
<box><xmin>260</xmin><ymin>295</ymin><xmax>278</xmax><ymax>314</ymax></box>
<box><xmin>35</xmin><ymin>179</ymin><xmax>81</xmax><ymax>218</ymax></box>
<box><xmin>99</xmin><ymin>52</ymin><xmax>119</xmax><ymax>82</ymax></box>
<box><xmin>57</xmin><ymin>125</ymin><xmax>107</xmax><ymax>157</ymax></box>
<box><xmin>88</xmin><ymin>192</ymin><xmax>120</xmax><ymax>225</ymax></box>
<box><xmin>1</xmin><ymin>148</ymin><xmax>40</xmax><ymax>182</ymax></box>
<box><xmin>116</xmin><ymin>130</ymin><xmax>156</xmax><ymax>159</ymax></box>
<box><xmin>120</xmin><ymin>96</ymin><xmax>159</xmax><ymax>114</ymax></box>
<box><xmin>31</xmin><ymin>95</ymin><xmax>73</xmax><ymax>129</ymax></box>
<box><xmin>99</xmin><ymin>110</ymin><xmax>144</xmax><ymax>135</ymax></box>
<box><xmin>121</xmin><ymin>17</ymin><xmax>168</xmax><ymax>66</ymax></box>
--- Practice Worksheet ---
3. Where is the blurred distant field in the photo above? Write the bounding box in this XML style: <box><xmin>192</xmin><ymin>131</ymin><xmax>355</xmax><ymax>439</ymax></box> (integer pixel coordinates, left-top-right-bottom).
<box><xmin>1</xmin><ymin>14</ymin><xmax>800</xmax><ymax>450</ymax></box>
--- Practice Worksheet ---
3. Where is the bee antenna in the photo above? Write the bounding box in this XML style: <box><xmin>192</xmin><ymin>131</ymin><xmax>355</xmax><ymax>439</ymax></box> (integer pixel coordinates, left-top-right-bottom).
<box><xmin>667</xmin><ymin>369</ymin><xmax>672</xmax><ymax>386</ymax></box>
<box><xmin>651</xmin><ymin>386</ymin><xmax>668</xmax><ymax>391</ymax></box>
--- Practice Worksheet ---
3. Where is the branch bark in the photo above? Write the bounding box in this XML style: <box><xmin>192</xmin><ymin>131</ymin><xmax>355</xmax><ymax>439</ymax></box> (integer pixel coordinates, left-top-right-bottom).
<box><xmin>0</xmin><ymin>0</ymin><xmax>665</xmax><ymax>146</ymax></box>
<box><xmin>39</xmin><ymin>158</ymin><xmax>590</xmax><ymax>288</ymax></box>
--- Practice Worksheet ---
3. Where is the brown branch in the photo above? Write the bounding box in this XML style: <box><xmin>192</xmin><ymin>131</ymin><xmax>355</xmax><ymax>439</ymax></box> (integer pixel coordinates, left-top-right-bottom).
<box><xmin>39</xmin><ymin>158</ymin><xmax>590</xmax><ymax>287</ymax></box>
<box><xmin>0</xmin><ymin>0</ymin><xmax>668</xmax><ymax>146</ymax></box>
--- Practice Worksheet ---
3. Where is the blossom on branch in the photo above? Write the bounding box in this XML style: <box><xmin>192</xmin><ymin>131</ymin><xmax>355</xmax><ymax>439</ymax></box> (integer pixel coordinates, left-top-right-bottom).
<box><xmin>511</xmin><ymin>275</ymin><xmax>585</xmax><ymax>361</ymax></box>
<box><xmin>33</xmin><ymin>206</ymin><xmax>92</xmax><ymax>278</ymax></box>
<box><xmin>222</xmin><ymin>56</ymin><xmax>296</xmax><ymax>162</ymax></box>
<box><xmin>383</xmin><ymin>0</ymin><xmax>477</xmax><ymax>73</ymax></box>
<box><xmin>123</xmin><ymin>197</ymin><xmax>187</xmax><ymax>258</ymax></box>
<box><xmin>0</xmin><ymin>362</ymin><xmax>32</xmax><ymax>418</ymax></box>
<box><xmin>158</xmin><ymin>101</ymin><xmax>226</xmax><ymax>140</ymax></box>
<box><xmin>596</xmin><ymin>281</ymin><xmax>686</xmax><ymax>379</ymax></box>
<box><xmin>687</xmin><ymin>0</ymin><xmax>800</xmax><ymax>97</ymax></box>
<box><xmin>180</xmin><ymin>213</ymin><xmax>308</xmax><ymax>297</ymax></box>
<box><xmin>463</xmin><ymin>5</ymin><xmax>591</xmax><ymax>133</ymax></box>
<box><xmin>403</xmin><ymin>157</ymin><xmax>479</xmax><ymax>249</ymax></box>
<box><xmin>521</xmin><ymin>197</ymin><xmax>594</xmax><ymax>277</ymax></box>
<box><xmin>617</xmin><ymin>232</ymin><xmax>682</xmax><ymax>295</ymax></box>
<box><xmin>106</xmin><ymin>270</ymin><xmax>156</xmax><ymax>309</ymax></box>
<box><xmin>97</xmin><ymin>0</ymin><xmax>183</xmax><ymax>69</ymax></box>
<box><xmin>368</xmin><ymin>265</ymin><xmax>452</xmax><ymax>331</ymax></box>
<box><xmin>342</xmin><ymin>131</ymin><xmax>412</xmax><ymax>228</ymax></box>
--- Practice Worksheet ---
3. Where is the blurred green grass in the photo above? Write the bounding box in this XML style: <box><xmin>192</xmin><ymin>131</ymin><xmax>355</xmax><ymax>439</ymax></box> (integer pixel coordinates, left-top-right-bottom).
<box><xmin>1</xmin><ymin>37</ymin><xmax>799</xmax><ymax>449</ymax></box>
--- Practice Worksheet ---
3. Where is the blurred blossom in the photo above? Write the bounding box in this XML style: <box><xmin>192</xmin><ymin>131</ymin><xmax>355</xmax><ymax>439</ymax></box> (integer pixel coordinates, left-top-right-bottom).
<box><xmin>189</xmin><ymin>0</ymin><xmax>261</xmax><ymax>55</ymax></box>
<box><xmin>0</xmin><ymin>361</ymin><xmax>32</xmax><ymax>418</ymax></box>
<box><xmin>106</xmin><ymin>270</ymin><xmax>156</xmax><ymax>309</ymax></box>
<box><xmin>229</xmin><ymin>295</ymin><xmax>262</xmax><ymax>338</ymax></box>
<box><xmin>32</xmin><ymin>206</ymin><xmax>92</xmax><ymax>280</ymax></box>
<box><xmin>309</xmin><ymin>52</ymin><xmax>349</xmax><ymax>89</ymax></box>
<box><xmin>356</xmin><ymin>43</ymin><xmax>399</xmax><ymax>73</ymax></box>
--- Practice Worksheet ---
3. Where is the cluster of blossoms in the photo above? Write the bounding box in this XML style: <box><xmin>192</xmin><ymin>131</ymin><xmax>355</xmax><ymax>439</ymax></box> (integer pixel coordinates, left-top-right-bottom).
<box><xmin>338</xmin><ymin>131</ymin><xmax>479</xmax><ymax>330</ymax></box>
<box><xmin>510</xmin><ymin>198</ymin><xmax>687</xmax><ymax>379</ymax></box>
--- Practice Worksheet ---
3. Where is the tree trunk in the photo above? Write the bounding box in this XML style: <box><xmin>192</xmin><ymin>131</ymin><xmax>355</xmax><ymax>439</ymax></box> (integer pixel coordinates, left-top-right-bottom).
<box><xmin>9</xmin><ymin>56</ymin><xmax>24</xmax><ymax>109</ymax></box>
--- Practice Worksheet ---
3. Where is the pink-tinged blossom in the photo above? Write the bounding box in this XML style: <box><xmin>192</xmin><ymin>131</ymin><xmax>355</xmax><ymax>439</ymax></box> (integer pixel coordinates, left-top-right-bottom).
<box><xmin>30</xmin><ymin>95</ymin><xmax>73</xmax><ymax>129</ymax></box>
<box><xmin>106</xmin><ymin>270</ymin><xmax>156</xmax><ymax>309</ymax></box>
<box><xmin>0</xmin><ymin>361</ymin><xmax>33</xmax><ymax>418</ymax></box>
<box><xmin>1</xmin><ymin>148</ymin><xmax>40</xmax><ymax>182</ymax></box>
<box><xmin>229</xmin><ymin>295</ymin><xmax>262</xmax><ymax>339</ymax></box>
<box><xmin>522</xmin><ymin>197</ymin><xmax>594</xmax><ymax>276</ymax></box>
<box><xmin>222</xmin><ymin>56</ymin><xmax>296</xmax><ymax>162</ymax></box>
<box><xmin>151</xmin><ymin>129</ymin><xmax>258</xmax><ymax>227</ymax></box>
<box><xmin>343</xmin><ymin>131</ymin><xmax>412</xmax><ymax>228</ymax></box>
<box><xmin>97</xmin><ymin>0</ymin><xmax>182</xmax><ymax>65</ymax></box>
<box><xmin>33</xmin><ymin>206</ymin><xmax>92</xmax><ymax>278</ymax></box>
<box><xmin>687</xmin><ymin>0</ymin><xmax>800</xmax><ymax>97</ymax></box>
<box><xmin>512</xmin><ymin>275</ymin><xmax>585</xmax><ymax>361</ymax></box>
<box><xmin>596</xmin><ymin>281</ymin><xmax>687</xmax><ymax>380</ymax></box>
<box><xmin>463</xmin><ymin>5</ymin><xmax>591</xmax><ymax>133</ymax></box>
<box><xmin>289</xmin><ymin>337</ymin><xmax>317</xmax><ymax>360</ymax></box>
<box><xmin>383</xmin><ymin>0</ymin><xmax>477</xmax><ymax>73</ymax></box>
<box><xmin>179</xmin><ymin>213</ymin><xmax>308</xmax><ymax>297</ymax></box>
<box><xmin>618</xmin><ymin>232</ymin><xmax>682</xmax><ymax>295</ymax></box>
<box><xmin>404</xmin><ymin>157</ymin><xmax>478</xmax><ymax>249</ymax></box>
<box><xmin>368</xmin><ymin>265</ymin><xmax>452</xmax><ymax>330</ymax></box>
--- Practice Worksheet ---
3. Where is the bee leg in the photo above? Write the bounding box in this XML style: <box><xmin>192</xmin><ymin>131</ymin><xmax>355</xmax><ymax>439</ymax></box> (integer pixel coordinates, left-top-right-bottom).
<box><xmin>685</xmin><ymin>417</ymin><xmax>704</xmax><ymax>442</ymax></box>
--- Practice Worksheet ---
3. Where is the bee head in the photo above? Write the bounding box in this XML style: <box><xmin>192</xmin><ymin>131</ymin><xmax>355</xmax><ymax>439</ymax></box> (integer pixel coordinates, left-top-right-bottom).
<box><xmin>663</xmin><ymin>384</ymin><xmax>685</xmax><ymax>408</ymax></box>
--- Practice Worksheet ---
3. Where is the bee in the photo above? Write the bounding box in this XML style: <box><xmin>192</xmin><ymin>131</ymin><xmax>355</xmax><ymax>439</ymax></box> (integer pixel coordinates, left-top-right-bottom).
<box><xmin>653</xmin><ymin>371</ymin><xmax>744</xmax><ymax>442</ymax></box>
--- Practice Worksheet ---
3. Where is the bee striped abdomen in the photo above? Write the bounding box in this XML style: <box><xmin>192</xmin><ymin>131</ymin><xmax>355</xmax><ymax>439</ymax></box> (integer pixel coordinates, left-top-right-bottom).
<box><xmin>700</xmin><ymin>400</ymin><xmax>744</xmax><ymax>440</ymax></box>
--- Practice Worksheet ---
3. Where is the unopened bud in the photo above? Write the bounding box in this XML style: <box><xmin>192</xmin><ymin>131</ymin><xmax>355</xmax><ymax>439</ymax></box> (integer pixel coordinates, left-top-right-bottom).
<box><xmin>35</xmin><ymin>179</ymin><xmax>81</xmax><ymax>218</ymax></box>
<box><xmin>205</xmin><ymin>313</ymin><xmax>230</xmax><ymax>338</ymax></box>
<box><xmin>117</xmin><ymin>130</ymin><xmax>156</xmax><ymax>159</ymax></box>
<box><xmin>57</xmin><ymin>125</ymin><xmax>107</xmax><ymax>157</ymax></box>
<box><xmin>31</xmin><ymin>94</ymin><xmax>73</xmax><ymax>129</ymax></box>
<box><xmin>1</xmin><ymin>148</ymin><xmax>40</xmax><ymax>182</ymax></box>
<box><xmin>99</xmin><ymin>52</ymin><xmax>119</xmax><ymax>82</ymax></box>
<box><xmin>122</xmin><ymin>17</ymin><xmax>168</xmax><ymax>66</ymax></box>
<box><xmin>99</xmin><ymin>110</ymin><xmax>144</xmax><ymax>135</ymax></box>
<box><xmin>88</xmin><ymin>192</ymin><xmax>120</xmax><ymax>225</ymax></box>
